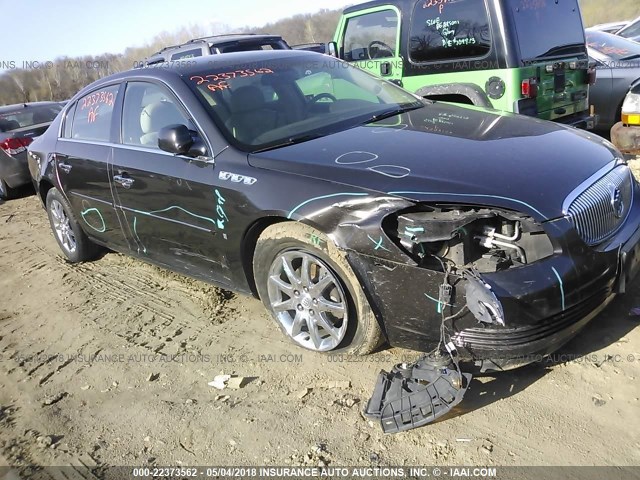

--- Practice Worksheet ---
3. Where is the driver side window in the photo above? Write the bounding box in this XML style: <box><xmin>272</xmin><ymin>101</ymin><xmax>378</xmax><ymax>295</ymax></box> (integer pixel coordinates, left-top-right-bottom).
<box><xmin>121</xmin><ymin>82</ymin><xmax>193</xmax><ymax>149</ymax></box>
<box><xmin>343</xmin><ymin>10</ymin><xmax>399</xmax><ymax>62</ymax></box>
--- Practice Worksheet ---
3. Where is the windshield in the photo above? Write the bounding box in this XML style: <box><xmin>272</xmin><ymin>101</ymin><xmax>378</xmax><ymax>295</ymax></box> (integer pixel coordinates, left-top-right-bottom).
<box><xmin>506</xmin><ymin>0</ymin><xmax>586</xmax><ymax>61</ymax></box>
<box><xmin>586</xmin><ymin>30</ymin><xmax>640</xmax><ymax>61</ymax></box>
<box><xmin>0</xmin><ymin>104</ymin><xmax>62</xmax><ymax>132</ymax></box>
<box><xmin>185</xmin><ymin>54</ymin><xmax>423</xmax><ymax>152</ymax></box>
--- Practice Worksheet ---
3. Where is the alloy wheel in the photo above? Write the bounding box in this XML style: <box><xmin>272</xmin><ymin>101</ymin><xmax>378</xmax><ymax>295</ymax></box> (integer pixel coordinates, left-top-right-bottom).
<box><xmin>50</xmin><ymin>199</ymin><xmax>77</xmax><ymax>254</ymax></box>
<box><xmin>267</xmin><ymin>250</ymin><xmax>348</xmax><ymax>351</ymax></box>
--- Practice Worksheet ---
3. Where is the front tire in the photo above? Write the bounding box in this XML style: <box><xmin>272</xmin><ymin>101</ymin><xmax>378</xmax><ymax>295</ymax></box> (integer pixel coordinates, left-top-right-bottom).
<box><xmin>254</xmin><ymin>222</ymin><xmax>382</xmax><ymax>355</ymax></box>
<box><xmin>46</xmin><ymin>188</ymin><xmax>101</xmax><ymax>263</ymax></box>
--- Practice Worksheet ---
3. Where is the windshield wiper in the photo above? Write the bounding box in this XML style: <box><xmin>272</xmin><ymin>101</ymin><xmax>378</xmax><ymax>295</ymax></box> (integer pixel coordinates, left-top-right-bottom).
<box><xmin>364</xmin><ymin>104</ymin><xmax>423</xmax><ymax>125</ymax></box>
<box><xmin>534</xmin><ymin>42</ymin><xmax>586</xmax><ymax>59</ymax></box>
<box><xmin>251</xmin><ymin>133</ymin><xmax>325</xmax><ymax>153</ymax></box>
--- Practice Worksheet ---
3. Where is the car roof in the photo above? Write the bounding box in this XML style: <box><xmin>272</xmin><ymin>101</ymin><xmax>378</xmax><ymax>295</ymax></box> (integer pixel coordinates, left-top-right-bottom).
<box><xmin>155</xmin><ymin>33</ymin><xmax>285</xmax><ymax>54</ymax></box>
<box><xmin>73</xmin><ymin>50</ymin><xmax>324</xmax><ymax>98</ymax></box>
<box><xmin>0</xmin><ymin>101</ymin><xmax>63</xmax><ymax>114</ymax></box>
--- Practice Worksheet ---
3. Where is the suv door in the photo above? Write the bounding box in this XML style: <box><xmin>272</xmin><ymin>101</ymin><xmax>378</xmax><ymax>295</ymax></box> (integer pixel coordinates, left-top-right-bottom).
<box><xmin>111</xmin><ymin>80</ymin><xmax>229</xmax><ymax>284</ymax></box>
<box><xmin>55</xmin><ymin>84</ymin><xmax>130</xmax><ymax>250</ymax></box>
<box><xmin>337</xmin><ymin>7</ymin><xmax>403</xmax><ymax>84</ymax></box>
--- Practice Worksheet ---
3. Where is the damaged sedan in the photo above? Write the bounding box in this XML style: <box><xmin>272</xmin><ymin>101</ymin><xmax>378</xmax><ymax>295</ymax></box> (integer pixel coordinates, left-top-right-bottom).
<box><xmin>27</xmin><ymin>51</ymin><xmax>640</xmax><ymax>432</ymax></box>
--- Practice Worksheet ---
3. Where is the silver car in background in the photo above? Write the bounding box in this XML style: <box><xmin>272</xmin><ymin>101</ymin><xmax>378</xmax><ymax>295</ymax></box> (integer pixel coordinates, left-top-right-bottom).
<box><xmin>0</xmin><ymin>102</ymin><xmax>63</xmax><ymax>199</ymax></box>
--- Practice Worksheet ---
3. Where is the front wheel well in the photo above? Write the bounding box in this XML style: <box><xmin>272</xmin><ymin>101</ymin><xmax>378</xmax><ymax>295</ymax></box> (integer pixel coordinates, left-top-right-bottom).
<box><xmin>241</xmin><ymin>216</ymin><xmax>290</xmax><ymax>297</ymax></box>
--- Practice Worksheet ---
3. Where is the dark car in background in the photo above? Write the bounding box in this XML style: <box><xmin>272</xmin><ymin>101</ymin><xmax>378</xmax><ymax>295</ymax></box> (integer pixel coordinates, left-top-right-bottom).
<box><xmin>141</xmin><ymin>33</ymin><xmax>291</xmax><ymax>66</ymax></box>
<box><xmin>27</xmin><ymin>51</ymin><xmax>640</xmax><ymax>377</ymax></box>
<box><xmin>586</xmin><ymin>29</ymin><xmax>640</xmax><ymax>132</ymax></box>
<box><xmin>0</xmin><ymin>102</ymin><xmax>63</xmax><ymax>199</ymax></box>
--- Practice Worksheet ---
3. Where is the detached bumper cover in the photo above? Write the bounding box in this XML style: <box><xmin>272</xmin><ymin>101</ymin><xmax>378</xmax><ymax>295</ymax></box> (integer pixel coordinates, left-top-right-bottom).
<box><xmin>610</xmin><ymin>122</ymin><xmax>640</xmax><ymax>155</ymax></box>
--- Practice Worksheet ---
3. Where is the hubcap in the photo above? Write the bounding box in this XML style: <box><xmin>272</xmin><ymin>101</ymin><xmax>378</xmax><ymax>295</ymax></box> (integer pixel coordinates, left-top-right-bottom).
<box><xmin>267</xmin><ymin>250</ymin><xmax>348</xmax><ymax>352</ymax></box>
<box><xmin>50</xmin><ymin>199</ymin><xmax>77</xmax><ymax>254</ymax></box>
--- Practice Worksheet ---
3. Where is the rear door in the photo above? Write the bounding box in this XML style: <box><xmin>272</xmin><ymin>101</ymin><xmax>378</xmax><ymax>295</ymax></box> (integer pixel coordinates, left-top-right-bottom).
<box><xmin>110</xmin><ymin>80</ymin><xmax>229</xmax><ymax>284</ymax></box>
<box><xmin>337</xmin><ymin>6</ymin><xmax>404</xmax><ymax>84</ymax></box>
<box><xmin>55</xmin><ymin>84</ymin><xmax>130</xmax><ymax>250</ymax></box>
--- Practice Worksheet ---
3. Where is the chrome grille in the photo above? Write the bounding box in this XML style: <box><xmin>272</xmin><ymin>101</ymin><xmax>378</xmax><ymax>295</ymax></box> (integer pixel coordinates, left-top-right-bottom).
<box><xmin>566</xmin><ymin>165</ymin><xmax>633</xmax><ymax>246</ymax></box>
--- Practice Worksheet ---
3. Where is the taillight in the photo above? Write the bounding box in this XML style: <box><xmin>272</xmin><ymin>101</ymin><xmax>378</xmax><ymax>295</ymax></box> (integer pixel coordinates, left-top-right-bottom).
<box><xmin>0</xmin><ymin>137</ymin><xmax>33</xmax><ymax>154</ymax></box>
<box><xmin>521</xmin><ymin>78</ymin><xmax>538</xmax><ymax>99</ymax></box>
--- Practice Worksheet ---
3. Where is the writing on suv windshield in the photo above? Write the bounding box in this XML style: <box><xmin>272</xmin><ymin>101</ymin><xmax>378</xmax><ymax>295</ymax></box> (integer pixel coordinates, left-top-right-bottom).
<box><xmin>185</xmin><ymin>55</ymin><xmax>423</xmax><ymax>152</ymax></box>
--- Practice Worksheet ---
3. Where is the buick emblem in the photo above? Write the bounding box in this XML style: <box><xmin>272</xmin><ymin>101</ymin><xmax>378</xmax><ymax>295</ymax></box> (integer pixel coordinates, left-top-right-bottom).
<box><xmin>609</xmin><ymin>184</ymin><xmax>624</xmax><ymax>219</ymax></box>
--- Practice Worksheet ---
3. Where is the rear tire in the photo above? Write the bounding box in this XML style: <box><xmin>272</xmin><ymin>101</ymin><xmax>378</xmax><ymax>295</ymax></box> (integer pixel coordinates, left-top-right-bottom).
<box><xmin>0</xmin><ymin>179</ymin><xmax>12</xmax><ymax>200</ymax></box>
<box><xmin>45</xmin><ymin>188</ymin><xmax>102</xmax><ymax>263</ymax></box>
<box><xmin>254</xmin><ymin>222</ymin><xmax>382</xmax><ymax>355</ymax></box>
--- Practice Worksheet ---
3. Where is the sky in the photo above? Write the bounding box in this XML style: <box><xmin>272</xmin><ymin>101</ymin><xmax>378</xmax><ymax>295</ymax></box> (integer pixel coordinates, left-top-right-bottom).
<box><xmin>0</xmin><ymin>0</ymin><xmax>355</xmax><ymax>63</ymax></box>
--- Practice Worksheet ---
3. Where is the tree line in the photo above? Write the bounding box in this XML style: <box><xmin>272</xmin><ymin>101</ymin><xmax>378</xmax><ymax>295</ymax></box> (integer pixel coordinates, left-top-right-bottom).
<box><xmin>0</xmin><ymin>1</ymin><xmax>638</xmax><ymax>106</ymax></box>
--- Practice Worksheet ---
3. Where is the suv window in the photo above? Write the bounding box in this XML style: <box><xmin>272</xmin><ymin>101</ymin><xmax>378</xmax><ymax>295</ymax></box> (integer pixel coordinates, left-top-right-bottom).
<box><xmin>506</xmin><ymin>0</ymin><xmax>585</xmax><ymax>61</ymax></box>
<box><xmin>71</xmin><ymin>85</ymin><xmax>119</xmax><ymax>142</ymax></box>
<box><xmin>409</xmin><ymin>0</ymin><xmax>491</xmax><ymax>63</ymax></box>
<box><xmin>121</xmin><ymin>82</ymin><xmax>193</xmax><ymax>148</ymax></box>
<box><xmin>171</xmin><ymin>49</ymin><xmax>202</xmax><ymax>60</ymax></box>
<box><xmin>343</xmin><ymin>10</ymin><xmax>399</xmax><ymax>61</ymax></box>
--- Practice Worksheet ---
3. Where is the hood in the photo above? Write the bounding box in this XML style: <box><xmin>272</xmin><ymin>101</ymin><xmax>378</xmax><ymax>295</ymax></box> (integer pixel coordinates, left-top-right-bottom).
<box><xmin>249</xmin><ymin>103</ymin><xmax>620</xmax><ymax>221</ymax></box>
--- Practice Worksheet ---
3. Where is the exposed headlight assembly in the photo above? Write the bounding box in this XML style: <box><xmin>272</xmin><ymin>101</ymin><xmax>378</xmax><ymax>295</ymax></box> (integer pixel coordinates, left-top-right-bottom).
<box><xmin>387</xmin><ymin>205</ymin><xmax>553</xmax><ymax>273</ymax></box>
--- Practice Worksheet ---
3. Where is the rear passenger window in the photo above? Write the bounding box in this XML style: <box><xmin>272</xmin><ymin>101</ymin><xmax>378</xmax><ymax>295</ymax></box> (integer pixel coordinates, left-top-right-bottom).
<box><xmin>409</xmin><ymin>0</ymin><xmax>492</xmax><ymax>63</ymax></box>
<box><xmin>71</xmin><ymin>85</ymin><xmax>119</xmax><ymax>142</ymax></box>
<box><xmin>121</xmin><ymin>82</ymin><xmax>193</xmax><ymax>148</ymax></box>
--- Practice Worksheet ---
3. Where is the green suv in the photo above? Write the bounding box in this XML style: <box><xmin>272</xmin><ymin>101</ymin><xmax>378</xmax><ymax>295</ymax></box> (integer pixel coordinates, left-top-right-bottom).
<box><xmin>333</xmin><ymin>0</ymin><xmax>597</xmax><ymax>128</ymax></box>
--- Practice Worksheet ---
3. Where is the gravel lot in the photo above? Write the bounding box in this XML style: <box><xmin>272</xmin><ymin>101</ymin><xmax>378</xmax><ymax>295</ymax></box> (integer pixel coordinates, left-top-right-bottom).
<box><xmin>0</xmin><ymin>159</ymin><xmax>639</xmax><ymax>475</ymax></box>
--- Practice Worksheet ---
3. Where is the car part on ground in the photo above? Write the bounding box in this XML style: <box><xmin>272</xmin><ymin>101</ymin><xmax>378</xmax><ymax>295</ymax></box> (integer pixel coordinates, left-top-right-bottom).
<box><xmin>141</xmin><ymin>33</ymin><xmax>291</xmax><ymax>67</ymax></box>
<box><xmin>332</xmin><ymin>0</ymin><xmax>597</xmax><ymax>129</ymax></box>
<box><xmin>26</xmin><ymin>52</ymin><xmax>640</xmax><ymax>432</ymax></box>
<box><xmin>0</xmin><ymin>102</ymin><xmax>63</xmax><ymax>199</ymax></box>
<box><xmin>611</xmin><ymin>82</ymin><xmax>640</xmax><ymax>155</ymax></box>
<box><xmin>586</xmin><ymin>29</ymin><xmax>640</xmax><ymax>133</ymax></box>
<box><xmin>365</xmin><ymin>347</ymin><xmax>472</xmax><ymax>433</ymax></box>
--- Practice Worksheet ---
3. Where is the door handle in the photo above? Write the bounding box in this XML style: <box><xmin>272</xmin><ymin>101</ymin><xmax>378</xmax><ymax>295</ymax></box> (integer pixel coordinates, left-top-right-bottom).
<box><xmin>58</xmin><ymin>163</ymin><xmax>72</xmax><ymax>174</ymax></box>
<box><xmin>113</xmin><ymin>174</ymin><xmax>135</xmax><ymax>189</ymax></box>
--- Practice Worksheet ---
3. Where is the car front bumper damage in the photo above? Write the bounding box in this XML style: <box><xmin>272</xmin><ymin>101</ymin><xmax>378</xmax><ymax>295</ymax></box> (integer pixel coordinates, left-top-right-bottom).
<box><xmin>347</xmin><ymin>215</ymin><xmax>640</xmax><ymax>432</ymax></box>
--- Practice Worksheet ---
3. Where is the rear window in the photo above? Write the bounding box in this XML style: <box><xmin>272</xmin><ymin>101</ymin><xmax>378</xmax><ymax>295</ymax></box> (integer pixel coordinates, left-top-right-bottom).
<box><xmin>586</xmin><ymin>30</ymin><xmax>640</xmax><ymax>61</ymax></box>
<box><xmin>217</xmin><ymin>41</ymin><xmax>288</xmax><ymax>53</ymax></box>
<box><xmin>507</xmin><ymin>0</ymin><xmax>586</xmax><ymax>61</ymax></box>
<box><xmin>0</xmin><ymin>104</ymin><xmax>62</xmax><ymax>132</ymax></box>
<box><xmin>171</xmin><ymin>49</ymin><xmax>202</xmax><ymax>60</ymax></box>
<box><xmin>409</xmin><ymin>0</ymin><xmax>492</xmax><ymax>63</ymax></box>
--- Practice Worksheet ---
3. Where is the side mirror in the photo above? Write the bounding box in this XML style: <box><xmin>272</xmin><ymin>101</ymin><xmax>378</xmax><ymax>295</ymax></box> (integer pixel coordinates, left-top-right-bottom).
<box><xmin>158</xmin><ymin>124</ymin><xmax>210</xmax><ymax>161</ymax></box>
<box><xmin>327</xmin><ymin>41</ymin><xmax>339</xmax><ymax>58</ymax></box>
<box><xmin>158</xmin><ymin>124</ymin><xmax>193</xmax><ymax>155</ymax></box>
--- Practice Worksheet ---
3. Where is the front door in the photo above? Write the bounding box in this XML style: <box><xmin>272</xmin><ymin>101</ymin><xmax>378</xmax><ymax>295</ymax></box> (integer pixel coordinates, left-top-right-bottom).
<box><xmin>338</xmin><ymin>6</ymin><xmax>404</xmax><ymax>84</ymax></box>
<box><xmin>110</xmin><ymin>81</ymin><xmax>230</xmax><ymax>284</ymax></box>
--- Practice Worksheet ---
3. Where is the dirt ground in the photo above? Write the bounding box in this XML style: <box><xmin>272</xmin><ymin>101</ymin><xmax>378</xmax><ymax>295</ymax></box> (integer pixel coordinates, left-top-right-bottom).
<box><xmin>0</xmin><ymin>162</ymin><xmax>639</xmax><ymax>474</ymax></box>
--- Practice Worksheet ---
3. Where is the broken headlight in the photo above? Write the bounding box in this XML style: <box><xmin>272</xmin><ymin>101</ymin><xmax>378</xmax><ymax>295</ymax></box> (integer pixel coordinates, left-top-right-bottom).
<box><xmin>385</xmin><ymin>206</ymin><xmax>554</xmax><ymax>273</ymax></box>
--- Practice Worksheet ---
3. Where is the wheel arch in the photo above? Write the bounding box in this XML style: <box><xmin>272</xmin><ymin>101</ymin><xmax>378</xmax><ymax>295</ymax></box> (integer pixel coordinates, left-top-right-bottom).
<box><xmin>240</xmin><ymin>215</ymin><xmax>291</xmax><ymax>297</ymax></box>
<box><xmin>416</xmin><ymin>83</ymin><xmax>493</xmax><ymax>108</ymax></box>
